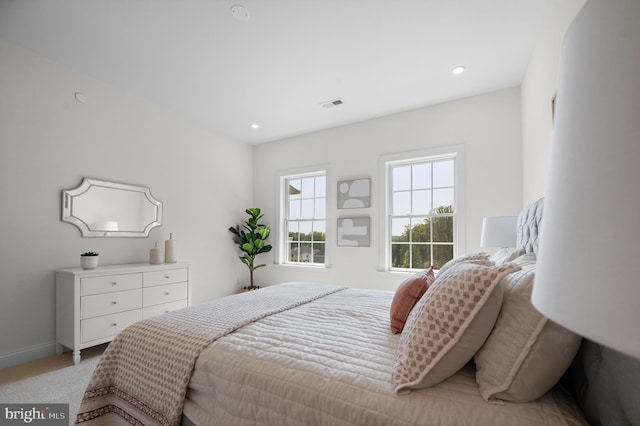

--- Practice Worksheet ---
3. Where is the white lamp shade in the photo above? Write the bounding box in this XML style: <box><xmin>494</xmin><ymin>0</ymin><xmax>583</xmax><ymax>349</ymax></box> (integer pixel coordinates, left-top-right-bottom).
<box><xmin>480</xmin><ymin>216</ymin><xmax>517</xmax><ymax>248</ymax></box>
<box><xmin>532</xmin><ymin>0</ymin><xmax>640</xmax><ymax>359</ymax></box>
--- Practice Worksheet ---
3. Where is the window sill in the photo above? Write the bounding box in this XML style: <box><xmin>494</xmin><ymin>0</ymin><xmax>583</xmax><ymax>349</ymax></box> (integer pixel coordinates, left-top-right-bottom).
<box><xmin>274</xmin><ymin>263</ymin><xmax>330</xmax><ymax>272</ymax></box>
<box><xmin>377</xmin><ymin>270</ymin><xmax>414</xmax><ymax>280</ymax></box>
<box><xmin>377</xmin><ymin>269</ymin><xmax>441</xmax><ymax>280</ymax></box>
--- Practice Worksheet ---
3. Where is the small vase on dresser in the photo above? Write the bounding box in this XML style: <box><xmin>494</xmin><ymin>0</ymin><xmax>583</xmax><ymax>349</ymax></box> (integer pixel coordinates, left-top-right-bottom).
<box><xmin>80</xmin><ymin>252</ymin><xmax>99</xmax><ymax>269</ymax></box>
<box><xmin>55</xmin><ymin>261</ymin><xmax>190</xmax><ymax>364</ymax></box>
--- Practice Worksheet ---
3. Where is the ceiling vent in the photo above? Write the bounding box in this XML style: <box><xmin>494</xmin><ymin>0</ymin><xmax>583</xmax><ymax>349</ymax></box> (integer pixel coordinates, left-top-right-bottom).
<box><xmin>320</xmin><ymin>98</ymin><xmax>344</xmax><ymax>108</ymax></box>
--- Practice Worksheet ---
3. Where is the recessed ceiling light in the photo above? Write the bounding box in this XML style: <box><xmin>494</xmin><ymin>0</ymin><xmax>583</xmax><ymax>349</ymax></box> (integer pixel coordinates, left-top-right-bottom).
<box><xmin>251</xmin><ymin>123</ymin><xmax>260</xmax><ymax>129</ymax></box>
<box><xmin>452</xmin><ymin>66</ymin><xmax>466</xmax><ymax>75</ymax></box>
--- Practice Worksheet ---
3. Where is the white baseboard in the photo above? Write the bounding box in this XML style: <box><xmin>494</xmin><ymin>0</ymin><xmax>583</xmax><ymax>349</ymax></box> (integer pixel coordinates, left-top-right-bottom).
<box><xmin>0</xmin><ymin>342</ymin><xmax>56</xmax><ymax>370</ymax></box>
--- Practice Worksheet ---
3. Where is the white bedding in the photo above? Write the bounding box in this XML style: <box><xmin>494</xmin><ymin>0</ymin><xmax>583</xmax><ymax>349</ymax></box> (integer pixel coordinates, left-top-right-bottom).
<box><xmin>183</xmin><ymin>288</ymin><xmax>586</xmax><ymax>426</ymax></box>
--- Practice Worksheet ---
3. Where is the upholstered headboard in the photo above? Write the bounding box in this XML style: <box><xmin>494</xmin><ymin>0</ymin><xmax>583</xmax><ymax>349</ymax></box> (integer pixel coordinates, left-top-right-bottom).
<box><xmin>516</xmin><ymin>198</ymin><xmax>640</xmax><ymax>426</ymax></box>
<box><xmin>516</xmin><ymin>197</ymin><xmax>544</xmax><ymax>254</ymax></box>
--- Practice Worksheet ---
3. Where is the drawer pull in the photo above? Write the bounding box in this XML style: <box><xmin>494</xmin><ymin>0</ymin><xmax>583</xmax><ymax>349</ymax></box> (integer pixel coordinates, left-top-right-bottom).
<box><xmin>111</xmin><ymin>323</ymin><xmax>117</xmax><ymax>327</ymax></box>
<box><xmin>111</xmin><ymin>301</ymin><xmax>117</xmax><ymax>305</ymax></box>
<box><xmin>165</xmin><ymin>275</ymin><xmax>170</xmax><ymax>279</ymax></box>
<box><xmin>111</xmin><ymin>282</ymin><xmax>117</xmax><ymax>286</ymax></box>
<box><xmin>164</xmin><ymin>292</ymin><xmax>170</xmax><ymax>296</ymax></box>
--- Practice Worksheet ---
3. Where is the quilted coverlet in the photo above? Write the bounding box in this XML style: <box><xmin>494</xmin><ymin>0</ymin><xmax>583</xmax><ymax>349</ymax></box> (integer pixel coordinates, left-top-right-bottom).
<box><xmin>183</xmin><ymin>288</ymin><xmax>588</xmax><ymax>426</ymax></box>
<box><xmin>76</xmin><ymin>282</ymin><xmax>346</xmax><ymax>425</ymax></box>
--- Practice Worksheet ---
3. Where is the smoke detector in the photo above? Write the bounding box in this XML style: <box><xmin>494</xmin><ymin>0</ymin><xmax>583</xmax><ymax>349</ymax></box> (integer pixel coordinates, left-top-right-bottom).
<box><xmin>231</xmin><ymin>5</ymin><xmax>250</xmax><ymax>21</ymax></box>
<box><xmin>320</xmin><ymin>98</ymin><xmax>344</xmax><ymax>108</ymax></box>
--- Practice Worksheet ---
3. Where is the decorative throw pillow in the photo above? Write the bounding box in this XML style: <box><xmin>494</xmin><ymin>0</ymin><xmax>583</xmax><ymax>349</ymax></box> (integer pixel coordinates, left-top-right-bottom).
<box><xmin>474</xmin><ymin>253</ymin><xmax>582</xmax><ymax>402</ymax></box>
<box><xmin>438</xmin><ymin>252</ymin><xmax>493</xmax><ymax>274</ymax></box>
<box><xmin>390</xmin><ymin>267</ymin><xmax>436</xmax><ymax>334</ymax></box>
<box><xmin>392</xmin><ymin>262</ymin><xmax>521</xmax><ymax>394</ymax></box>
<box><xmin>490</xmin><ymin>247</ymin><xmax>525</xmax><ymax>265</ymax></box>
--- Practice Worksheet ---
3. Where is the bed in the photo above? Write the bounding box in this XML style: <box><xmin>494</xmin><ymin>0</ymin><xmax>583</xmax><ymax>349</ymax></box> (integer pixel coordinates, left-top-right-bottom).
<box><xmin>76</xmin><ymin>199</ymin><xmax>640</xmax><ymax>425</ymax></box>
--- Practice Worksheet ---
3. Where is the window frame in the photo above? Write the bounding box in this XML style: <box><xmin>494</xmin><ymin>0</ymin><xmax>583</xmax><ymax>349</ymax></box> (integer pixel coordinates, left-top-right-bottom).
<box><xmin>276</xmin><ymin>166</ymin><xmax>330</xmax><ymax>268</ymax></box>
<box><xmin>378</xmin><ymin>145</ymin><xmax>465</xmax><ymax>273</ymax></box>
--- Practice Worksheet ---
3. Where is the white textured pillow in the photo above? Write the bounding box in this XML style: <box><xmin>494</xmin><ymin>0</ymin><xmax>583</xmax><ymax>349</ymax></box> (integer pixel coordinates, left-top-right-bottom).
<box><xmin>393</xmin><ymin>262</ymin><xmax>521</xmax><ymax>394</ymax></box>
<box><xmin>474</xmin><ymin>253</ymin><xmax>582</xmax><ymax>402</ymax></box>
<box><xmin>438</xmin><ymin>252</ymin><xmax>493</xmax><ymax>274</ymax></box>
<box><xmin>490</xmin><ymin>248</ymin><xmax>524</xmax><ymax>265</ymax></box>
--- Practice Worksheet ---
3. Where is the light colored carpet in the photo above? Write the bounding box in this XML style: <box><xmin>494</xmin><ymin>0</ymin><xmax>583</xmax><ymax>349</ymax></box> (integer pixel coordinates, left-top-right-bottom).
<box><xmin>0</xmin><ymin>345</ymin><xmax>105</xmax><ymax>425</ymax></box>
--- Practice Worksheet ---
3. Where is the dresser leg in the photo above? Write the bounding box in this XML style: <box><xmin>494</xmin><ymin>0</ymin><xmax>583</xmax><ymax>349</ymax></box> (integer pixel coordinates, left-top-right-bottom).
<box><xmin>55</xmin><ymin>343</ymin><xmax>63</xmax><ymax>356</ymax></box>
<box><xmin>72</xmin><ymin>350</ymin><xmax>81</xmax><ymax>365</ymax></box>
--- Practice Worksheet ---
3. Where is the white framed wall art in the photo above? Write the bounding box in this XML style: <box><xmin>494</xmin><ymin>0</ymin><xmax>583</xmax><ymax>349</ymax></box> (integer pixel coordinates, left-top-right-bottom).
<box><xmin>337</xmin><ymin>217</ymin><xmax>370</xmax><ymax>247</ymax></box>
<box><xmin>337</xmin><ymin>178</ymin><xmax>371</xmax><ymax>209</ymax></box>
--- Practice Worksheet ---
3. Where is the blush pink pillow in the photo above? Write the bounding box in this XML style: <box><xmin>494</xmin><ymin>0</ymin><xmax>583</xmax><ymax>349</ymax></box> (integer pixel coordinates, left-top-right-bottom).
<box><xmin>390</xmin><ymin>267</ymin><xmax>435</xmax><ymax>334</ymax></box>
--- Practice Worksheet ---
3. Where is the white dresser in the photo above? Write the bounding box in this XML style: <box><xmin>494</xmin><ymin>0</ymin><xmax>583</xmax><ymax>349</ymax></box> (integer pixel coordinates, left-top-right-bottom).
<box><xmin>55</xmin><ymin>262</ymin><xmax>189</xmax><ymax>364</ymax></box>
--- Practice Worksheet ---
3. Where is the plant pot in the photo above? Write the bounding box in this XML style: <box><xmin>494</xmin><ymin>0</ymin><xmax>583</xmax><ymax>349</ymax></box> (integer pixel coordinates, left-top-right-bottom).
<box><xmin>81</xmin><ymin>255</ymin><xmax>99</xmax><ymax>269</ymax></box>
<box><xmin>240</xmin><ymin>285</ymin><xmax>260</xmax><ymax>293</ymax></box>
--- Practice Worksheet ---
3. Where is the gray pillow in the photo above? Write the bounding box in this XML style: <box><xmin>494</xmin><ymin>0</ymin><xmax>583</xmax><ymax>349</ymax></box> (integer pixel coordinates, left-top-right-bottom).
<box><xmin>474</xmin><ymin>253</ymin><xmax>582</xmax><ymax>402</ymax></box>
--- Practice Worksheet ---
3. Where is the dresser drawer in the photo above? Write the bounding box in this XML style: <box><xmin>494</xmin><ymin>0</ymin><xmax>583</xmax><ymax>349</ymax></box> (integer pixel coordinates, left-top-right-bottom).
<box><xmin>143</xmin><ymin>268</ymin><xmax>188</xmax><ymax>287</ymax></box>
<box><xmin>81</xmin><ymin>309</ymin><xmax>142</xmax><ymax>343</ymax></box>
<box><xmin>81</xmin><ymin>289</ymin><xmax>142</xmax><ymax>319</ymax></box>
<box><xmin>143</xmin><ymin>299</ymin><xmax>188</xmax><ymax>319</ymax></box>
<box><xmin>81</xmin><ymin>273</ymin><xmax>142</xmax><ymax>296</ymax></box>
<box><xmin>144</xmin><ymin>282</ymin><xmax>188</xmax><ymax>307</ymax></box>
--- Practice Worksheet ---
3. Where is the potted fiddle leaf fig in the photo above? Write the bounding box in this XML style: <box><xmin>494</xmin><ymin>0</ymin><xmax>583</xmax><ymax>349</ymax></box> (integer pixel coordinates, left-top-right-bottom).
<box><xmin>228</xmin><ymin>208</ymin><xmax>272</xmax><ymax>291</ymax></box>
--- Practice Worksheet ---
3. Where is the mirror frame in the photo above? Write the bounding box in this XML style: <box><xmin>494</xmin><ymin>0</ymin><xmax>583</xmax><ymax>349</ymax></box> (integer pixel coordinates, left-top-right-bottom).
<box><xmin>61</xmin><ymin>178</ymin><xmax>163</xmax><ymax>237</ymax></box>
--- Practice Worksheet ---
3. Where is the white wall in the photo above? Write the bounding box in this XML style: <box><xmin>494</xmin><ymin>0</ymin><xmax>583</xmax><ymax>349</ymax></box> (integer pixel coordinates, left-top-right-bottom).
<box><xmin>521</xmin><ymin>0</ymin><xmax>585</xmax><ymax>205</ymax></box>
<box><xmin>0</xmin><ymin>41</ymin><xmax>253</xmax><ymax>368</ymax></box>
<box><xmin>253</xmin><ymin>88</ymin><xmax>523</xmax><ymax>291</ymax></box>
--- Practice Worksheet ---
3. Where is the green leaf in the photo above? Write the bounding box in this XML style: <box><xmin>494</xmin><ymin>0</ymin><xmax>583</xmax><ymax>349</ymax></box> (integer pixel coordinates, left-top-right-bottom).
<box><xmin>259</xmin><ymin>228</ymin><xmax>270</xmax><ymax>239</ymax></box>
<box><xmin>246</xmin><ymin>207</ymin><xmax>260</xmax><ymax>217</ymax></box>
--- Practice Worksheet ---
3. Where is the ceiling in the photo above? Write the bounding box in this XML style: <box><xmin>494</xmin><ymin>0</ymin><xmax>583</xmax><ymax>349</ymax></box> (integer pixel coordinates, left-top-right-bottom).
<box><xmin>0</xmin><ymin>0</ymin><xmax>547</xmax><ymax>144</ymax></box>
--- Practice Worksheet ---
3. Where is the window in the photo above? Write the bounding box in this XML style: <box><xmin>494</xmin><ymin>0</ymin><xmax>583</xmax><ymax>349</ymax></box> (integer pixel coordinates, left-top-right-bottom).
<box><xmin>380</xmin><ymin>146</ymin><xmax>464</xmax><ymax>272</ymax></box>
<box><xmin>278</xmin><ymin>170</ymin><xmax>327</xmax><ymax>266</ymax></box>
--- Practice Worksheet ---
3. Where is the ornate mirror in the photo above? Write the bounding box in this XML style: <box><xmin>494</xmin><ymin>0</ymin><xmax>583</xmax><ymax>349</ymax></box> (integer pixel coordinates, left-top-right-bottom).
<box><xmin>61</xmin><ymin>178</ymin><xmax>163</xmax><ymax>237</ymax></box>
